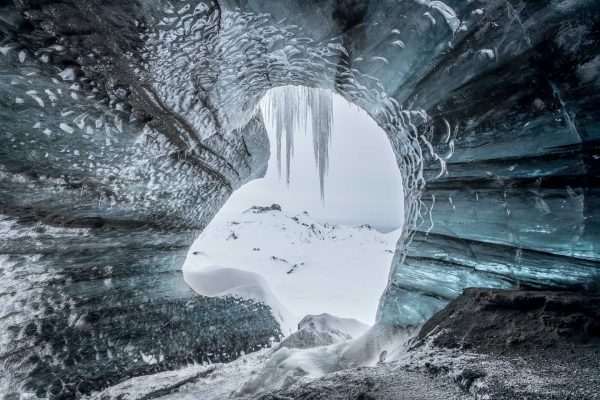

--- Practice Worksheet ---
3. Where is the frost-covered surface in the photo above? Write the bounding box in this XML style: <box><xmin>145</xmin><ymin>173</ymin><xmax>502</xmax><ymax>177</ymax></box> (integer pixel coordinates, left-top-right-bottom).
<box><xmin>183</xmin><ymin>205</ymin><xmax>401</xmax><ymax>327</ymax></box>
<box><xmin>236</xmin><ymin>324</ymin><xmax>413</xmax><ymax>397</ymax></box>
<box><xmin>261</xmin><ymin>339</ymin><xmax>600</xmax><ymax>400</ymax></box>
<box><xmin>91</xmin><ymin>318</ymin><xmax>385</xmax><ymax>400</ymax></box>
<box><xmin>92</xmin><ymin>324</ymin><xmax>413</xmax><ymax>399</ymax></box>
<box><xmin>90</xmin><ymin>290</ymin><xmax>600</xmax><ymax>399</ymax></box>
<box><xmin>89</xmin><ymin>348</ymin><xmax>274</xmax><ymax>400</ymax></box>
<box><xmin>275</xmin><ymin>313</ymin><xmax>369</xmax><ymax>351</ymax></box>
<box><xmin>94</xmin><ymin>324</ymin><xmax>600</xmax><ymax>399</ymax></box>
<box><xmin>296</xmin><ymin>313</ymin><xmax>369</xmax><ymax>340</ymax></box>
<box><xmin>85</xmin><ymin>363</ymin><xmax>216</xmax><ymax>400</ymax></box>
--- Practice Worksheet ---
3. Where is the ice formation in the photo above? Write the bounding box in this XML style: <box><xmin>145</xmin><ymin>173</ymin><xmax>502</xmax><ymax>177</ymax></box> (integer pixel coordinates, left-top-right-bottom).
<box><xmin>0</xmin><ymin>0</ymin><xmax>598</xmax><ymax>396</ymax></box>
<box><xmin>260</xmin><ymin>86</ymin><xmax>333</xmax><ymax>199</ymax></box>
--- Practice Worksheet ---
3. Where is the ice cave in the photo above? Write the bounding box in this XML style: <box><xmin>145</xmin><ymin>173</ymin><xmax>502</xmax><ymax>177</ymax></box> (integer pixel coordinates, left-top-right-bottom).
<box><xmin>0</xmin><ymin>0</ymin><xmax>599</xmax><ymax>399</ymax></box>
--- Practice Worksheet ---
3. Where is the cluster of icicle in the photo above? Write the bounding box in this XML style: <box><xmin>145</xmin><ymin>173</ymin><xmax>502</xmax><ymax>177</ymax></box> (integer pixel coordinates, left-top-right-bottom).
<box><xmin>260</xmin><ymin>85</ymin><xmax>333</xmax><ymax>200</ymax></box>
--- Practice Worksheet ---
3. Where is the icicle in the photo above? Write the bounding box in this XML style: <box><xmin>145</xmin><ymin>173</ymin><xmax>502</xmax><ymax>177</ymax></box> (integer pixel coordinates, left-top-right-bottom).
<box><xmin>309</xmin><ymin>88</ymin><xmax>333</xmax><ymax>201</ymax></box>
<box><xmin>275</xmin><ymin>98</ymin><xmax>283</xmax><ymax>178</ymax></box>
<box><xmin>260</xmin><ymin>85</ymin><xmax>333</xmax><ymax>199</ymax></box>
<box><xmin>283</xmin><ymin>87</ymin><xmax>296</xmax><ymax>185</ymax></box>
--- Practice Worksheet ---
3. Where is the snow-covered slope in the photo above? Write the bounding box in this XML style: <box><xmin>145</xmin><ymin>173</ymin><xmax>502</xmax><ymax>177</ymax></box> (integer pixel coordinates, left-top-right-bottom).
<box><xmin>183</xmin><ymin>265</ymin><xmax>297</xmax><ymax>334</ymax></box>
<box><xmin>183</xmin><ymin>204</ymin><xmax>401</xmax><ymax>329</ymax></box>
<box><xmin>297</xmin><ymin>313</ymin><xmax>369</xmax><ymax>340</ymax></box>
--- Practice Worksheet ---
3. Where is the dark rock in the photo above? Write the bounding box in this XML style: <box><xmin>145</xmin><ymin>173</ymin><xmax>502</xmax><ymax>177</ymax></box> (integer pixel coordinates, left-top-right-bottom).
<box><xmin>417</xmin><ymin>288</ymin><xmax>600</xmax><ymax>358</ymax></box>
<box><xmin>248</xmin><ymin>204</ymin><xmax>282</xmax><ymax>213</ymax></box>
<box><xmin>454</xmin><ymin>368</ymin><xmax>485</xmax><ymax>392</ymax></box>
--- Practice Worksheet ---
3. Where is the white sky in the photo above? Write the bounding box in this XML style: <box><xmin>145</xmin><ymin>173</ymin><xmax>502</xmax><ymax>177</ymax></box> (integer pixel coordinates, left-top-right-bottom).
<box><xmin>219</xmin><ymin>88</ymin><xmax>404</xmax><ymax>232</ymax></box>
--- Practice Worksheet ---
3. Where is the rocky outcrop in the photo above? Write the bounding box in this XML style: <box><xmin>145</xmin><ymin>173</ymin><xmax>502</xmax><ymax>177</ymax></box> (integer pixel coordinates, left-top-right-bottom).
<box><xmin>417</xmin><ymin>288</ymin><xmax>600</xmax><ymax>358</ymax></box>
<box><xmin>247</xmin><ymin>204</ymin><xmax>282</xmax><ymax>214</ymax></box>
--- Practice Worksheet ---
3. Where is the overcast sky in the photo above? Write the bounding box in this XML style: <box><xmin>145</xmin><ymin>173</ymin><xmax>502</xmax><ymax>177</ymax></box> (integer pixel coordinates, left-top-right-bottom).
<box><xmin>218</xmin><ymin>89</ymin><xmax>404</xmax><ymax>232</ymax></box>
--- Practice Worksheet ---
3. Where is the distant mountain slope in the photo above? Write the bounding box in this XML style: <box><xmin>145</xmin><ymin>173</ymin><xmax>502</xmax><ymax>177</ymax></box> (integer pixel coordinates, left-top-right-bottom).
<box><xmin>183</xmin><ymin>204</ymin><xmax>401</xmax><ymax>328</ymax></box>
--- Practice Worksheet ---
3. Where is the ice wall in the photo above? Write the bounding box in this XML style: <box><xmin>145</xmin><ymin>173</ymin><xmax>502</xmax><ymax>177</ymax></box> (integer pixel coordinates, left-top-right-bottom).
<box><xmin>0</xmin><ymin>0</ymin><xmax>598</xmax><ymax>396</ymax></box>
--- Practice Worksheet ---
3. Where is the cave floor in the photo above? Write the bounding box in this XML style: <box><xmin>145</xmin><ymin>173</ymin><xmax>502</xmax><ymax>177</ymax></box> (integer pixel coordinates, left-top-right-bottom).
<box><xmin>89</xmin><ymin>341</ymin><xmax>600</xmax><ymax>400</ymax></box>
<box><xmin>90</xmin><ymin>290</ymin><xmax>600</xmax><ymax>399</ymax></box>
<box><xmin>257</xmin><ymin>346</ymin><xmax>600</xmax><ymax>400</ymax></box>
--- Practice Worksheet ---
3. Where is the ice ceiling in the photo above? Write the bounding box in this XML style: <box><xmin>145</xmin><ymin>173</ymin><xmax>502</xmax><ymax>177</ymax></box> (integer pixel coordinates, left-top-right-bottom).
<box><xmin>0</xmin><ymin>0</ymin><xmax>599</xmax><ymax>397</ymax></box>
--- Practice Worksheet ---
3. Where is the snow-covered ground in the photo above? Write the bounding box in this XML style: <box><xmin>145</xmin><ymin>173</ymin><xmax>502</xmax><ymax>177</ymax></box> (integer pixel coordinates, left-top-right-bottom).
<box><xmin>87</xmin><ymin>349</ymin><xmax>274</xmax><ymax>400</ymax></box>
<box><xmin>89</xmin><ymin>319</ymin><xmax>417</xmax><ymax>400</ymax></box>
<box><xmin>182</xmin><ymin>204</ymin><xmax>401</xmax><ymax>331</ymax></box>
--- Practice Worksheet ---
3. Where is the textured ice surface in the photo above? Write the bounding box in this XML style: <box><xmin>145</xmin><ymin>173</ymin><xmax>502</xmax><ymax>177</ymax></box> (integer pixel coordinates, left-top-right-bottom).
<box><xmin>0</xmin><ymin>0</ymin><xmax>599</xmax><ymax>395</ymax></box>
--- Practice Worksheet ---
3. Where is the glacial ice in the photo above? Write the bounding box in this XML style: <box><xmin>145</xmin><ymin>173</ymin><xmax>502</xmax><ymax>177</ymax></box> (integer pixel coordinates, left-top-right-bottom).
<box><xmin>0</xmin><ymin>0</ymin><xmax>598</xmax><ymax>396</ymax></box>
<box><xmin>260</xmin><ymin>86</ymin><xmax>333</xmax><ymax>199</ymax></box>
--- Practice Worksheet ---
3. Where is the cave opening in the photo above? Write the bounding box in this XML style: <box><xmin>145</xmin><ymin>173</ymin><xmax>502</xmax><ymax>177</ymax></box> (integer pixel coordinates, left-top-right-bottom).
<box><xmin>182</xmin><ymin>85</ymin><xmax>405</xmax><ymax>333</ymax></box>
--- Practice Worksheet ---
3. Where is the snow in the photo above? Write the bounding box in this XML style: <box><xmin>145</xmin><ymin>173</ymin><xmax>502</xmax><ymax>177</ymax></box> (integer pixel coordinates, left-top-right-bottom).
<box><xmin>87</xmin><ymin>349</ymin><xmax>273</xmax><ymax>400</ymax></box>
<box><xmin>183</xmin><ymin>205</ymin><xmax>401</xmax><ymax>329</ymax></box>
<box><xmin>275</xmin><ymin>313</ymin><xmax>370</xmax><ymax>351</ymax></box>
<box><xmin>183</xmin><ymin>265</ymin><xmax>296</xmax><ymax>334</ymax></box>
<box><xmin>298</xmin><ymin>313</ymin><xmax>369</xmax><ymax>339</ymax></box>
<box><xmin>236</xmin><ymin>324</ymin><xmax>414</xmax><ymax>396</ymax></box>
<box><xmin>180</xmin><ymin>207</ymin><xmax>403</xmax><ymax>395</ymax></box>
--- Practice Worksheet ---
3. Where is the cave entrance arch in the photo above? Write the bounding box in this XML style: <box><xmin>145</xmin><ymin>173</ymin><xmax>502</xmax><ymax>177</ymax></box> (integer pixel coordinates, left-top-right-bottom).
<box><xmin>182</xmin><ymin>85</ymin><xmax>405</xmax><ymax>333</ymax></box>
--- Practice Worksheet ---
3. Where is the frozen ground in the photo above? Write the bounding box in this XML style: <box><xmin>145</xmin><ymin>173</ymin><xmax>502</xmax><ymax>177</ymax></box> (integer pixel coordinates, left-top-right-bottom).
<box><xmin>88</xmin><ymin>289</ymin><xmax>600</xmax><ymax>400</ymax></box>
<box><xmin>89</xmin><ymin>328</ymin><xmax>600</xmax><ymax>400</ymax></box>
<box><xmin>183</xmin><ymin>204</ymin><xmax>401</xmax><ymax>330</ymax></box>
<box><xmin>88</xmin><ymin>323</ymin><xmax>416</xmax><ymax>400</ymax></box>
<box><xmin>86</xmin><ymin>349</ymin><xmax>273</xmax><ymax>400</ymax></box>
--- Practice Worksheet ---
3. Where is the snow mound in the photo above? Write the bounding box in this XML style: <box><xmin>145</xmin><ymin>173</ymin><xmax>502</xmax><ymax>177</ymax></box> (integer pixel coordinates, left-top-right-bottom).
<box><xmin>183</xmin><ymin>265</ymin><xmax>296</xmax><ymax>335</ymax></box>
<box><xmin>276</xmin><ymin>313</ymin><xmax>369</xmax><ymax>351</ymax></box>
<box><xmin>299</xmin><ymin>313</ymin><xmax>370</xmax><ymax>338</ymax></box>
<box><xmin>236</xmin><ymin>324</ymin><xmax>414</xmax><ymax>396</ymax></box>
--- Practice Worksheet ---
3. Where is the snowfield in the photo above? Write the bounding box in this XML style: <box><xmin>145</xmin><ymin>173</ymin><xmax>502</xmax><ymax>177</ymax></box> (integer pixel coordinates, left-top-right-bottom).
<box><xmin>182</xmin><ymin>204</ymin><xmax>401</xmax><ymax>331</ymax></box>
